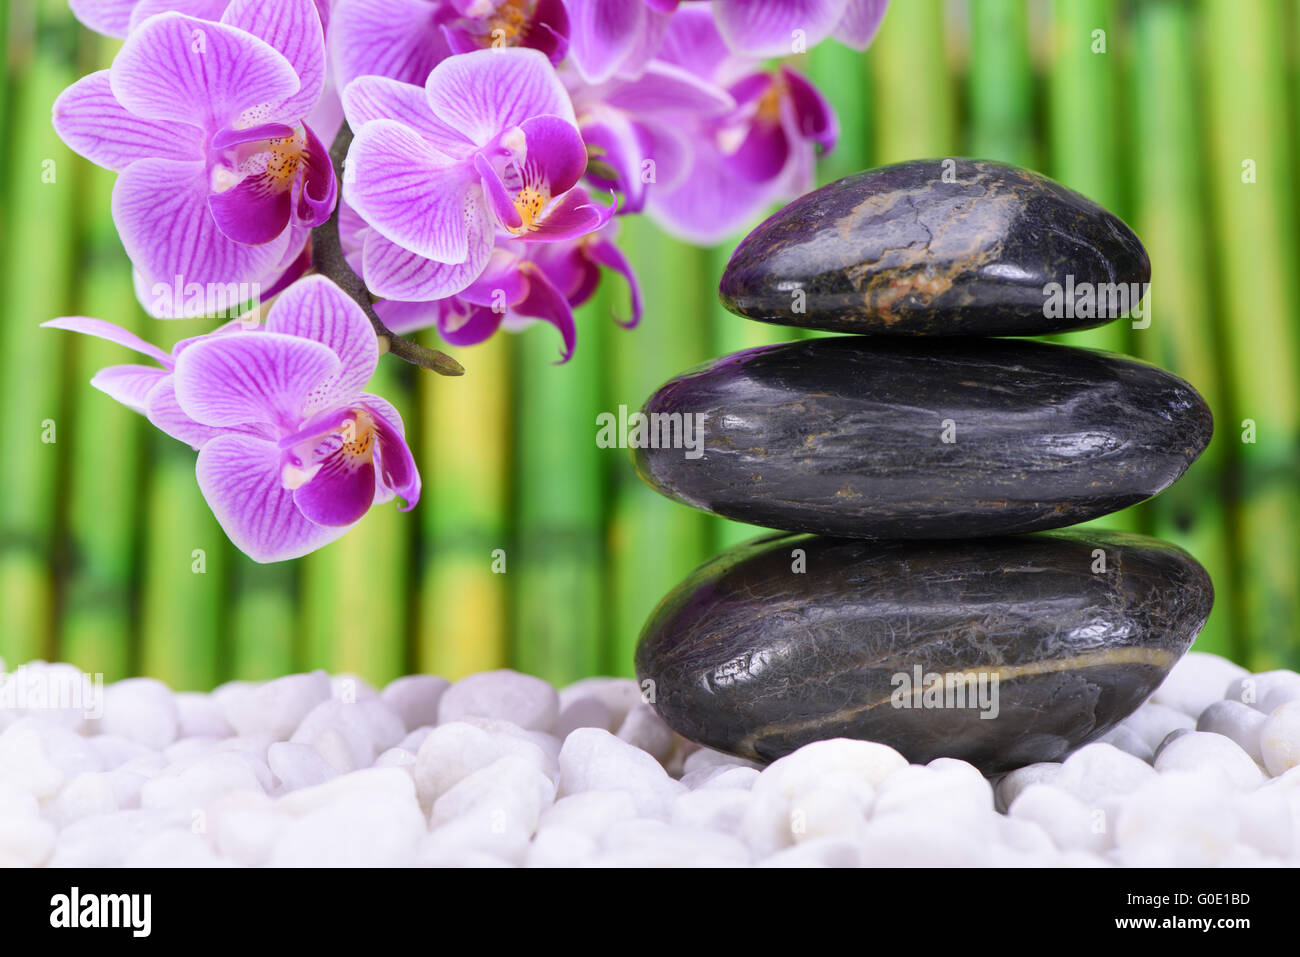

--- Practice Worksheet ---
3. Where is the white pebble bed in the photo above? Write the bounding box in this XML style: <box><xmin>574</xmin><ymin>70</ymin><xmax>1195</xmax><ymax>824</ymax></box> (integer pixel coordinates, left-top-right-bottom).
<box><xmin>2</xmin><ymin>651</ymin><xmax>1300</xmax><ymax>867</ymax></box>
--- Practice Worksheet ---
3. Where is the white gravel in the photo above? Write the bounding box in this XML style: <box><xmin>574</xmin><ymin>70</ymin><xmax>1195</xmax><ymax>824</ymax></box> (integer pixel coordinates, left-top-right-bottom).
<box><xmin>2</xmin><ymin>651</ymin><xmax>1299</xmax><ymax>867</ymax></box>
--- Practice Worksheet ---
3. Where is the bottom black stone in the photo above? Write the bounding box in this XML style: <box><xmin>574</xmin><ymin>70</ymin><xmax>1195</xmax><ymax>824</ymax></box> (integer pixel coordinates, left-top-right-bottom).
<box><xmin>635</xmin><ymin>530</ymin><xmax>1213</xmax><ymax>774</ymax></box>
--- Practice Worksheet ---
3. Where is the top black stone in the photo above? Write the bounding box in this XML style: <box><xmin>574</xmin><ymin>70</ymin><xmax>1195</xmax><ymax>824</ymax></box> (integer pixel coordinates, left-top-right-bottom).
<box><xmin>719</xmin><ymin>158</ymin><xmax>1151</xmax><ymax>336</ymax></box>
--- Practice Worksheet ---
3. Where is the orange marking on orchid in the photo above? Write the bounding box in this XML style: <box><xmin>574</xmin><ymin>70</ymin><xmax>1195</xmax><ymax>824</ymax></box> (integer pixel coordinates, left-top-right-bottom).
<box><xmin>509</xmin><ymin>184</ymin><xmax>550</xmax><ymax>233</ymax></box>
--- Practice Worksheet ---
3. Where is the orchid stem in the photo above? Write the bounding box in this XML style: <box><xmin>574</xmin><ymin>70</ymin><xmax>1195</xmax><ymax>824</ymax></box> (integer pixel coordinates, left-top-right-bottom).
<box><xmin>311</xmin><ymin>124</ymin><xmax>465</xmax><ymax>377</ymax></box>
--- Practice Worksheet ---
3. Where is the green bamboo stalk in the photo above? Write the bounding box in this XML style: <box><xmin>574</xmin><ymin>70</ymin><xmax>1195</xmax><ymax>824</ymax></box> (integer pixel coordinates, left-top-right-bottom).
<box><xmin>870</xmin><ymin>0</ymin><xmax>956</xmax><ymax>163</ymax></box>
<box><xmin>605</xmin><ymin>220</ymin><xmax>714</xmax><ymax>672</ymax></box>
<box><xmin>227</xmin><ymin>551</ymin><xmax>297</xmax><ymax>680</ymax></box>
<box><xmin>1128</xmin><ymin>1</ymin><xmax>1236</xmax><ymax>660</ymax></box>
<box><xmin>968</xmin><ymin>0</ymin><xmax>1035</xmax><ymax>167</ymax></box>
<box><xmin>0</xmin><ymin>1</ymin><xmax>80</xmax><ymax>668</ymax></box>
<box><xmin>414</xmin><ymin>331</ymin><xmax>511</xmax><ymax>680</ymax></box>
<box><xmin>511</xmin><ymin>294</ymin><xmax>608</xmax><ymax>683</ymax></box>
<box><xmin>57</xmin><ymin>183</ymin><xmax>143</xmax><ymax>678</ymax></box>
<box><xmin>1202</xmin><ymin>0</ymin><xmax>1300</xmax><ymax>670</ymax></box>
<box><xmin>299</xmin><ymin>358</ymin><xmax>412</xmax><ymax>685</ymax></box>
<box><xmin>55</xmin><ymin>31</ymin><xmax>144</xmax><ymax>682</ymax></box>
<box><xmin>138</xmin><ymin>428</ymin><xmax>226</xmax><ymax>690</ymax></box>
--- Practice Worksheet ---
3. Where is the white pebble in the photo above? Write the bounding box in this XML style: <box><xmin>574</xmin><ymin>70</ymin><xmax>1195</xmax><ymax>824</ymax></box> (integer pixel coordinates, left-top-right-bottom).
<box><xmin>1009</xmin><ymin>784</ymin><xmax>1107</xmax><ymax>853</ymax></box>
<box><xmin>1095</xmin><ymin>724</ymin><xmax>1153</xmax><ymax>762</ymax></box>
<box><xmin>430</xmin><ymin>755</ymin><xmax>556</xmax><ymax>834</ymax></box>
<box><xmin>439</xmin><ymin>669</ymin><xmax>559</xmax><ymax>732</ymax></box>
<box><xmin>1119</xmin><ymin>702</ymin><xmax>1196</xmax><ymax>752</ymax></box>
<box><xmin>758</xmin><ymin>837</ymin><xmax>861</xmax><ymax>868</ymax></box>
<box><xmin>272</xmin><ymin>791</ymin><xmax>424</xmax><ymax>867</ymax></box>
<box><xmin>553</xmin><ymin>696</ymin><xmax>613</xmax><ymax>738</ymax></box>
<box><xmin>994</xmin><ymin>761</ymin><xmax>1062</xmax><ymax>811</ymax></box>
<box><xmin>556</xmin><ymin>728</ymin><xmax>684</xmax><ymax>819</ymax></box>
<box><xmin>48</xmin><ymin>771</ymin><xmax>119</xmax><ymax>828</ymax></box>
<box><xmin>289</xmin><ymin>700</ymin><xmax>375</xmax><ymax>772</ymax></box>
<box><xmin>752</xmin><ymin>739</ymin><xmax>907</xmax><ymax>803</ymax></box>
<box><xmin>139</xmin><ymin>751</ymin><xmax>267</xmax><ymax>810</ymax></box>
<box><xmin>268</xmin><ymin>742</ymin><xmax>340</xmax><ymax>791</ymax></box>
<box><xmin>671</xmin><ymin>788</ymin><xmax>752</xmax><ymax>835</ymax></box>
<box><xmin>414</xmin><ymin>721</ymin><xmax>554</xmax><ymax>811</ymax></box>
<box><xmin>1196</xmin><ymin>699</ymin><xmax>1266</xmax><ymax>764</ymax></box>
<box><xmin>615</xmin><ymin>703</ymin><xmax>677</xmax><ymax>763</ymax></box>
<box><xmin>379</xmin><ymin>674</ymin><xmax>448</xmax><ymax>731</ymax></box>
<box><xmin>558</xmin><ymin>677</ymin><xmax>644</xmax><ymax>728</ymax></box>
<box><xmin>680</xmin><ymin>746</ymin><xmax>762</xmax><ymax>775</ymax></box>
<box><xmin>1260</xmin><ymin>700</ymin><xmax>1300</xmax><ymax>777</ymax></box>
<box><xmin>1114</xmin><ymin>771</ymin><xmax>1239</xmax><ymax>866</ymax></box>
<box><xmin>373</xmin><ymin>747</ymin><xmax>416</xmax><ymax>769</ymax></box>
<box><xmin>218</xmin><ymin>671</ymin><xmax>330</xmax><ymax>740</ymax></box>
<box><xmin>537</xmin><ymin>790</ymin><xmax>639</xmax><ymax>840</ymax></box>
<box><xmin>1225</xmin><ymin>670</ymin><xmax>1300</xmax><ymax>711</ymax></box>
<box><xmin>1152</xmin><ymin>652</ymin><xmax>1247</xmax><ymax>719</ymax></box>
<box><xmin>1153</xmin><ymin>731</ymin><xmax>1265</xmax><ymax>790</ymax></box>
<box><xmin>175</xmin><ymin>692</ymin><xmax>233</xmax><ymax>739</ymax></box>
<box><xmin>595</xmin><ymin>819</ymin><xmax>750</xmax><ymax>867</ymax></box>
<box><xmin>100</xmin><ymin>678</ymin><xmax>178</xmax><ymax>749</ymax></box>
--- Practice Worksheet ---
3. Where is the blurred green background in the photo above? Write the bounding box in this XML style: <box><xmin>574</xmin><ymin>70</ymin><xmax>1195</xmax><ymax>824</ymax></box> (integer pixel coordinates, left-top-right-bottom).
<box><xmin>1</xmin><ymin>0</ymin><xmax>1297</xmax><ymax>690</ymax></box>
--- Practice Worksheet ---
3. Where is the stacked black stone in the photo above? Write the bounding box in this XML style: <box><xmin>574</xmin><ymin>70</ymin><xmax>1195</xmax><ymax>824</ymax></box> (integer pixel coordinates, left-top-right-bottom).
<box><xmin>632</xmin><ymin>159</ymin><xmax>1215</xmax><ymax>774</ymax></box>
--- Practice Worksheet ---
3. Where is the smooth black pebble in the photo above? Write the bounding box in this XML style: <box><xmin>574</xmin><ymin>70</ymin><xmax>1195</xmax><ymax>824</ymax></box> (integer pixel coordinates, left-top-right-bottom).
<box><xmin>635</xmin><ymin>530</ymin><xmax>1212</xmax><ymax>773</ymax></box>
<box><xmin>719</xmin><ymin>158</ymin><xmax>1150</xmax><ymax>337</ymax></box>
<box><xmin>633</xmin><ymin>336</ymin><xmax>1212</xmax><ymax>539</ymax></box>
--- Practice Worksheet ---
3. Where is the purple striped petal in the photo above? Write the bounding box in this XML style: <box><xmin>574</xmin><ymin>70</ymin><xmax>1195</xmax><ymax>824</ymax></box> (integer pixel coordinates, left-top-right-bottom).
<box><xmin>658</xmin><ymin>5</ymin><xmax>732</xmax><ymax>78</ymax></box>
<box><xmin>424</xmin><ymin>48</ymin><xmax>575</xmax><ymax>147</ymax></box>
<box><xmin>210</xmin><ymin>122</ymin><xmax>296</xmax><ymax>150</ymax></box>
<box><xmin>266</xmin><ymin>275</ymin><xmax>378</xmax><ymax>398</ymax></box>
<box><xmin>372</xmin><ymin>298</ymin><xmax>438</xmax><ymax>336</ymax></box>
<box><xmin>53</xmin><ymin>71</ymin><xmax>205</xmax><ymax>172</ymax></box>
<box><xmin>113</xmin><ymin>157</ymin><xmax>292</xmax><ymax>315</ymax></box>
<box><xmin>340</xmin><ymin>75</ymin><xmax>473</xmax><ymax>160</ymax></box>
<box><xmin>437</xmin><ymin>302</ymin><xmax>505</xmax><ymax>348</ymax></box>
<box><xmin>89</xmin><ymin>364</ymin><xmax>169</xmax><ymax>413</ymax></box>
<box><xmin>291</xmin><ymin>436</ymin><xmax>378</xmax><ymax>526</ymax></box>
<box><xmin>330</xmin><ymin>0</ymin><xmax>450</xmax><ymax>90</ymax></box>
<box><xmin>361</xmin><ymin>219</ymin><xmax>493</xmax><ymax>301</ymax></box>
<box><xmin>520</xmin><ymin>114</ymin><xmax>588</xmax><ymax>196</ymax></box>
<box><xmin>173</xmin><ymin>331</ymin><xmax>341</xmax><ymax>431</ymax></box>
<box><xmin>110</xmin><ymin>13</ymin><xmax>300</xmax><ymax>132</ymax></box>
<box><xmin>145</xmin><ymin>377</ymin><xmax>228</xmax><ymax>449</ymax></box>
<box><xmin>520</xmin><ymin>187</ymin><xmax>614</xmax><ymax>242</ymax></box>
<box><xmin>361</xmin><ymin>395</ymin><xmax>420</xmax><ymax>509</ymax></box>
<box><xmin>41</xmin><ymin>316</ymin><xmax>175</xmax><ymax>367</ymax></box>
<box><xmin>291</xmin><ymin>123</ymin><xmax>337</xmax><ymax>228</ymax></box>
<box><xmin>515</xmin><ymin>264</ymin><xmax>576</xmax><ymax>362</ymax></box>
<box><xmin>127</xmin><ymin>0</ymin><xmax>230</xmax><ymax>31</ymax></box>
<box><xmin>208</xmin><ymin>173</ymin><xmax>293</xmax><ymax>245</ymax></box>
<box><xmin>783</xmin><ymin>66</ymin><xmax>837</xmax><ymax>152</ymax></box>
<box><xmin>564</xmin><ymin>0</ymin><xmax>645</xmax><ymax>84</ymax></box>
<box><xmin>602</xmin><ymin>61</ymin><xmax>735</xmax><ymax>115</ymax></box>
<box><xmin>222</xmin><ymin>0</ymin><xmax>326</xmax><ymax>121</ymax></box>
<box><xmin>647</xmin><ymin>137</ymin><xmax>770</xmax><ymax>245</ymax></box>
<box><xmin>836</xmin><ymin>0</ymin><xmax>889</xmax><ymax>50</ymax></box>
<box><xmin>586</xmin><ymin>236</ymin><xmax>642</xmax><ymax>328</ymax></box>
<box><xmin>196</xmin><ymin>432</ymin><xmax>348</xmax><ymax>562</ymax></box>
<box><xmin>344</xmin><ymin>118</ymin><xmax>481</xmax><ymax>264</ymax></box>
<box><xmin>69</xmin><ymin>0</ymin><xmax>138</xmax><ymax>37</ymax></box>
<box><xmin>712</xmin><ymin>0</ymin><xmax>847</xmax><ymax>57</ymax></box>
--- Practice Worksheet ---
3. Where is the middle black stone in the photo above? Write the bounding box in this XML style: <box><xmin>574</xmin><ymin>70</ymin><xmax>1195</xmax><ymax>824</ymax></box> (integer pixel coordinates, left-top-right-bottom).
<box><xmin>633</xmin><ymin>335</ymin><xmax>1212</xmax><ymax>539</ymax></box>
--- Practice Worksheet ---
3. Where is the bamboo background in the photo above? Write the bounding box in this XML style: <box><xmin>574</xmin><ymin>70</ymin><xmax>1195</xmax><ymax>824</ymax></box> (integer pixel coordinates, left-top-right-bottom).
<box><xmin>2</xmin><ymin>0</ymin><xmax>1297</xmax><ymax>690</ymax></box>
